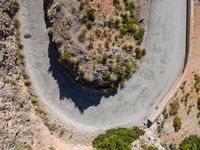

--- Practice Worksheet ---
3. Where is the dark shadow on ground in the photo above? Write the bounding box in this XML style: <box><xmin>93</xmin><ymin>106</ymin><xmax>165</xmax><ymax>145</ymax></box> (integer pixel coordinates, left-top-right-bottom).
<box><xmin>43</xmin><ymin>0</ymin><xmax>117</xmax><ymax>113</ymax></box>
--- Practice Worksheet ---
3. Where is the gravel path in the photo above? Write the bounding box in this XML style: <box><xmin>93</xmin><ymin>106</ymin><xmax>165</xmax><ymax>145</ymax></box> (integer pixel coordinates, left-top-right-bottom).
<box><xmin>19</xmin><ymin>0</ymin><xmax>187</xmax><ymax>133</ymax></box>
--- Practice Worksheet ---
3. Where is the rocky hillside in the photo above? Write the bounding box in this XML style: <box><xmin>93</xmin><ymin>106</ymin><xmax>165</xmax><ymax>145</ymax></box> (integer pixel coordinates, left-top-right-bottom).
<box><xmin>47</xmin><ymin>0</ymin><xmax>146</xmax><ymax>92</ymax></box>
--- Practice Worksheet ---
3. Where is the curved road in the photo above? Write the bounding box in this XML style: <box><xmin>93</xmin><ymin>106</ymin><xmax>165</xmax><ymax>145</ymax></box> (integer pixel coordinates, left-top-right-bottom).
<box><xmin>19</xmin><ymin>0</ymin><xmax>187</xmax><ymax>133</ymax></box>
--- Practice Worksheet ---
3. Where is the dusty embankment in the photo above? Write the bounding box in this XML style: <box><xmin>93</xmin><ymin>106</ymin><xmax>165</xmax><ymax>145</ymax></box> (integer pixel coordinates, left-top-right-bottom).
<box><xmin>19</xmin><ymin>0</ymin><xmax>186</xmax><ymax>133</ymax></box>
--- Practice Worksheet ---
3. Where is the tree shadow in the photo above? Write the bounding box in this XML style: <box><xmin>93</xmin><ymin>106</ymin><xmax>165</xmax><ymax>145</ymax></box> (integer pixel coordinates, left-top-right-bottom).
<box><xmin>43</xmin><ymin>0</ymin><xmax>117</xmax><ymax>113</ymax></box>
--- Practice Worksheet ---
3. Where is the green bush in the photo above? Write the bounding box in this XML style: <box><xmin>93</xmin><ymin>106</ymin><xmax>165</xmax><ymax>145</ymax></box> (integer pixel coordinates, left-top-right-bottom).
<box><xmin>87</xmin><ymin>6</ymin><xmax>95</xmax><ymax>22</ymax></box>
<box><xmin>102</xmin><ymin>71</ymin><xmax>111</xmax><ymax>81</ymax></box>
<box><xmin>116</xmin><ymin>67</ymin><xmax>126</xmax><ymax>79</ymax></box>
<box><xmin>61</xmin><ymin>51</ymin><xmax>71</xmax><ymax>60</ymax></box>
<box><xmin>173</xmin><ymin>116</ymin><xmax>182</xmax><ymax>132</ymax></box>
<box><xmin>92</xmin><ymin>128</ymin><xmax>144</xmax><ymax>150</ymax></box>
<box><xmin>102</xmin><ymin>53</ymin><xmax>108</xmax><ymax>64</ymax></box>
<box><xmin>120</xmin><ymin>17</ymin><xmax>138</xmax><ymax>36</ymax></box>
<box><xmin>120</xmin><ymin>25</ymin><xmax>128</xmax><ymax>36</ymax></box>
<box><xmin>134</xmin><ymin>28</ymin><xmax>145</xmax><ymax>41</ymax></box>
<box><xmin>169</xmin><ymin>101</ymin><xmax>180</xmax><ymax>116</ymax></box>
<box><xmin>125</xmin><ymin>1</ymin><xmax>135</xmax><ymax>16</ymax></box>
<box><xmin>85</xmin><ymin>20</ymin><xmax>92</xmax><ymax>29</ymax></box>
<box><xmin>194</xmin><ymin>74</ymin><xmax>200</xmax><ymax>92</ymax></box>
<box><xmin>178</xmin><ymin>135</ymin><xmax>200</xmax><ymax>150</ymax></box>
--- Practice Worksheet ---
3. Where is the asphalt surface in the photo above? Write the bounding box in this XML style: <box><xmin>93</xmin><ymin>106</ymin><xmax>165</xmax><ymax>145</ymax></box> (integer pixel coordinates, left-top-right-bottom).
<box><xmin>19</xmin><ymin>0</ymin><xmax>187</xmax><ymax>133</ymax></box>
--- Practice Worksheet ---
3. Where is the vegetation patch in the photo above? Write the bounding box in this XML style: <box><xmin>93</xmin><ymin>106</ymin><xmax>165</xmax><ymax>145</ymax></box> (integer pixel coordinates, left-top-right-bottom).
<box><xmin>92</xmin><ymin>127</ymin><xmax>144</xmax><ymax>150</ymax></box>
<box><xmin>47</xmin><ymin>0</ymin><xmax>146</xmax><ymax>92</ymax></box>
<box><xmin>194</xmin><ymin>74</ymin><xmax>200</xmax><ymax>93</ymax></box>
<box><xmin>178</xmin><ymin>135</ymin><xmax>200</xmax><ymax>150</ymax></box>
<box><xmin>173</xmin><ymin>116</ymin><xmax>182</xmax><ymax>132</ymax></box>
<box><xmin>169</xmin><ymin>101</ymin><xmax>180</xmax><ymax>116</ymax></box>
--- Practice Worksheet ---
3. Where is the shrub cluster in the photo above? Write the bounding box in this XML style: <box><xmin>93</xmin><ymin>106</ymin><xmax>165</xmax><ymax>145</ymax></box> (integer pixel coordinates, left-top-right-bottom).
<box><xmin>178</xmin><ymin>135</ymin><xmax>200</xmax><ymax>150</ymax></box>
<box><xmin>92</xmin><ymin>128</ymin><xmax>144</xmax><ymax>150</ymax></box>
<box><xmin>173</xmin><ymin>116</ymin><xmax>182</xmax><ymax>132</ymax></box>
<box><xmin>84</xmin><ymin>6</ymin><xmax>95</xmax><ymax>29</ymax></box>
<box><xmin>194</xmin><ymin>74</ymin><xmax>200</xmax><ymax>92</ymax></box>
<box><xmin>135</xmin><ymin>47</ymin><xmax>146</xmax><ymax>59</ymax></box>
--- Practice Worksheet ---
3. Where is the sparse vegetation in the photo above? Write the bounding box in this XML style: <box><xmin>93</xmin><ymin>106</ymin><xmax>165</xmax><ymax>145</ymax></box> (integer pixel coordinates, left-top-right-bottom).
<box><xmin>135</xmin><ymin>47</ymin><xmax>146</xmax><ymax>59</ymax></box>
<box><xmin>61</xmin><ymin>51</ymin><xmax>72</xmax><ymax>60</ymax></box>
<box><xmin>173</xmin><ymin>116</ymin><xmax>182</xmax><ymax>132</ymax></box>
<box><xmin>178</xmin><ymin>135</ymin><xmax>200</xmax><ymax>150</ymax></box>
<box><xmin>169</xmin><ymin>101</ymin><xmax>180</xmax><ymax>116</ymax></box>
<box><xmin>163</xmin><ymin>108</ymin><xmax>169</xmax><ymax>119</ymax></box>
<box><xmin>194</xmin><ymin>74</ymin><xmax>200</xmax><ymax>92</ymax></box>
<box><xmin>92</xmin><ymin>128</ymin><xmax>144</xmax><ymax>150</ymax></box>
<box><xmin>134</xmin><ymin>28</ymin><xmax>145</xmax><ymax>41</ymax></box>
<box><xmin>49</xmin><ymin>0</ymin><xmax>146</xmax><ymax>92</ymax></box>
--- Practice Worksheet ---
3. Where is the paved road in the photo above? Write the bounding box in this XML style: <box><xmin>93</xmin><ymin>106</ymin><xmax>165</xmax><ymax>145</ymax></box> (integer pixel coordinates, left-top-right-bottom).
<box><xmin>19</xmin><ymin>0</ymin><xmax>187</xmax><ymax>133</ymax></box>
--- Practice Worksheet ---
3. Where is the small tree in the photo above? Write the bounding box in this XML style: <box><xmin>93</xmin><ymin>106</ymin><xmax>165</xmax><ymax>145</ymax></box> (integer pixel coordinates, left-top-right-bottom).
<box><xmin>134</xmin><ymin>28</ymin><xmax>145</xmax><ymax>41</ymax></box>
<box><xmin>173</xmin><ymin>116</ymin><xmax>182</xmax><ymax>132</ymax></box>
<box><xmin>87</xmin><ymin>6</ymin><xmax>95</xmax><ymax>22</ymax></box>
